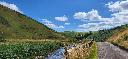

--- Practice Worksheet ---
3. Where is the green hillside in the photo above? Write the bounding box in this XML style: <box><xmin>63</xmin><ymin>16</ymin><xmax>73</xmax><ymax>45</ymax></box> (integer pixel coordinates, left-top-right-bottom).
<box><xmin>87</xmin><ymin>24</ymin><xmax>128</xmax><ymax>41</ymax></box>
<box><xmin>0</xmin><ymin>5</ymin><xmax>64</xmax><ymax>40</ymax></box>
<box><xmin>87</xmin><ymin>24</ymin><xmax>128</xmax><ymax>49</ymax></box>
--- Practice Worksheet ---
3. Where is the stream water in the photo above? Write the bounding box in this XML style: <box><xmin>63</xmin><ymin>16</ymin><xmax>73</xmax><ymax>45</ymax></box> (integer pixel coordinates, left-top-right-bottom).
<box><xmin>45</xmin><ymin>44</ymin><xmax>76</xmax><ymax>59</ymax></box>
<box><xmin>45</xmin><ymin>47</ymin><xmax>66</xmax><ymax>59</ymax></box>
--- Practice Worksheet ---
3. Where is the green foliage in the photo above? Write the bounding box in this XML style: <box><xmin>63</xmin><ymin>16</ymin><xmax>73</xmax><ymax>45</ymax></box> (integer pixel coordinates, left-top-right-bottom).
<box><xmin>0</xmin><ymin>5</ymin><xmax>65</xmax><ymax>39</ymax></box>
<box><xmin>62</xmin><ymin>31</ymin><xmax>92</xmax><ymax>41</ymax></box>
<box><xmin>62</xmin><ymin>31</ymin><xmax>76</xmax><ymax>38</ymax></box>
<box><xmin>0</xmin><ymin>41</ymin><xmax>63</xmax><ymax>59</ymax></box>
<box><xmin>87</xmin><ymin>30</ymin><xmax>114</xmax><ymax>42</ymax></box>
<box><xmin>87</xmin><ymin>42</ymin><xmax>97</xmax><ymax>59</ymax></box>
<box><xmin>75</xmin><ymin>31</ymin><xmax>92</xmax><ymax>40</ymax></box>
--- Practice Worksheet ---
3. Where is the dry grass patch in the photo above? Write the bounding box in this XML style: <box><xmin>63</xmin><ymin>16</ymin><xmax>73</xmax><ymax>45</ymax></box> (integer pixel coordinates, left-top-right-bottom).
<box><xmin>65</xmin><ymin>41</ymin><xmax>97</xmax><ymax>59</ymax></box>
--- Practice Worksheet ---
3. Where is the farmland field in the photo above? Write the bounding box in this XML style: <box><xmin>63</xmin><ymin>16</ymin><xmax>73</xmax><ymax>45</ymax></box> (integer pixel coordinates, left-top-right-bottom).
<box><xmin>0</xmin><ymin>41</ymin><xmax>64</xmax><ymax>59</ymax></box>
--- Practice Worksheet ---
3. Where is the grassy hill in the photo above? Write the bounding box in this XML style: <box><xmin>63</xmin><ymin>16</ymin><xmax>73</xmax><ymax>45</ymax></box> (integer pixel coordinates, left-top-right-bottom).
<box><xmin>0</xmin><ymin>4</ymin><xmax>66</xmax><ymax>59</ymax></box>
<box><xmin>0</xmin><ymin>5</ymin><xmax>65</xmax><ymax>40</ymax></box>
<box><xmin>87</xmin><ymin>24</ymin><xmax>128</xmax><ymax>49</ymax></box>
<box><xmin>107</xmin><ymin>25</ymin><xmax>128</xmax><ymax>49</ymax></box>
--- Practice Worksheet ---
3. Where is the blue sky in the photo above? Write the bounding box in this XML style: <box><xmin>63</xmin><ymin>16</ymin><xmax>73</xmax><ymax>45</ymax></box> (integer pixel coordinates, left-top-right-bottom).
<box><xmin>0</xmin><ymin>0</ymin><xmax>128</xmax><ymax>32</ymax></box>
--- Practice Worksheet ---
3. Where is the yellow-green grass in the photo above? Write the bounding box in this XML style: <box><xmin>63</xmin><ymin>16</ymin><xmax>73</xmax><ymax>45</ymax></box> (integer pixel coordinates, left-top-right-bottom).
<box><xmin>86</xmin><ymin>42</ymin><xmax>98</xmax><ymax>59</ymax></box>
<box><xmin>107</xmin><ymin>30</ymin><xmax>128</xmax><ymax>50</ymax></box>
<box><xmin>110</xmin><ymin>40</ymin><xmax>128</xmax><ymax>49</ymax></box>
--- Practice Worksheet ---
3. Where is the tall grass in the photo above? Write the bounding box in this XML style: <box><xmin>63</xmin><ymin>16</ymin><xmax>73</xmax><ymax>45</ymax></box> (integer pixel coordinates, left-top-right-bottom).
<box><xmin>87</xmin><ymin>42</ymin><xmax>97</xmax><ymax>59</ymax></box>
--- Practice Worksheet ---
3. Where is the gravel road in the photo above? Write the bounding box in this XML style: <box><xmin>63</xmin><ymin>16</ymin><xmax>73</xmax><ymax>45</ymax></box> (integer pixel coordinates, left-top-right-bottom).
<box><xmin>97</xmin><ymin>42</ymin><xmax>128</xmax><ymax>59</ymax></box>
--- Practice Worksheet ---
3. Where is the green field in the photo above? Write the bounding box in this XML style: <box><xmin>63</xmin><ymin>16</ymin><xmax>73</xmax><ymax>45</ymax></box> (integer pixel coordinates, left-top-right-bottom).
<box><xmin>0</xmin><ymin>41</ymin><xmax>63</xmax><ymax>59</ymax></box>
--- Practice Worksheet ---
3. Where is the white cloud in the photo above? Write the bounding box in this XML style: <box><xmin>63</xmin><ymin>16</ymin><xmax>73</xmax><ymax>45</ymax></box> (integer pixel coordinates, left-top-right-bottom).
<box><xmin>78</xmin><ymin>23</ymin><xmax>102</xmax><ymax>31</ymax></box>
<box><xmin>55</xmin><ymin>15</ymin><xmax>68</xmax><ymax>21</ymax></box>
<box><xmin>0</xmin><ymin>1</ymin><xmax>23</xmax><ymax>13</ymax></box>
<box><xmin>78</xmin><ymin>23</ymin><xmax>98</xmax><ymax>29</ymax></box>
<box><xmin>41</xmin><ymin>19</ymin><xmax>64</xmax><ymax>29</ymax></box>
<box><xmin>75</xmin><ymin>0</ymin><xmax>128</xmax><ymax>32</ymax></box>
<box><xmin>45</xmin><ymin>23</ymin><xmax>64</xmax><ymax>29</ymax></box>
<box><xmin>45</xmin><ymin>23</ymin><xmax>55</xmax><ymax>28</ymax></box>
<box><xmin>107</xmin><ymin>0</ymin><xmax>128</xmax><ymax>24</ymax></box>
<box><xmin>77</xmin><ymin>22</ymin><xmax>122</xmax><ymax>32</ymax></box>
<box><xmin>65</xmin><ymin>23</ymin><xmax>70</xmax><ymax>25</ymax></box>
<box><xmin>57</xmin><ymin>26</ymin><xmax>64</xmax><ymax>28</ymax></box>
<box><xmin>41</xmin><ymin>19</ymin><xmax>52</xmax><ymax>24</ymax></box>
<box><xmin>106</xmin><ymin>0</ymin><xmax>128</xmax><ymax>12</ymax></box>
<box><xmin>73</xmin><ymin>9</ymin><xmax>102</xmax><ymax>21</ymax></box>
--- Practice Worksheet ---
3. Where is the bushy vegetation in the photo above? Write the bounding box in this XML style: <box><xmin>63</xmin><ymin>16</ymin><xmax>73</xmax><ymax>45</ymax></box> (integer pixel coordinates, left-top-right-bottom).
<box><xmin>61</xmin><ymin>31</ymin><xmax>92</xmax><ymax>41</ymax></box>
<box><xmin>87</xmin><ymin>30</ymin><xmax>114</xmax><ymax>42</ymax></box>
<box><xmin>0</xmin><ymin>5</ymin><xmax>65</xmax><ymax>40</ymax></box>
<box><xmin>0</xmin><ymin>41</ymin><xmax>63</xmax><ymax>59</ymax></box>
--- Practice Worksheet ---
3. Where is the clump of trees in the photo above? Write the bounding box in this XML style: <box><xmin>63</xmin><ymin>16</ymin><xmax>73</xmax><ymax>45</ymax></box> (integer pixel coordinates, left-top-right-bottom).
<box><xmin>87</xmin><ymin>29</ymin><xmax>114</xmax><ymax>42</ymax></box>
<box><xmin>74</xmin><ymin>31</ymin><xmax>92</xmax><ymax>40</ymax></box>
<box><xmin>62</xmin><ymin>31</ymin><xmax>92</xmax><ymax>41</ymax></box>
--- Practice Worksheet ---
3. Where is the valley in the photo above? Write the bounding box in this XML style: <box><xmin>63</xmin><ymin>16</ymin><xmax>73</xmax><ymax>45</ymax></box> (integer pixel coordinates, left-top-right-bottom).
<box><xmin>0</xmin><ymin>2</ymin><xmax>128</xmax><ymax>59</ymax></box>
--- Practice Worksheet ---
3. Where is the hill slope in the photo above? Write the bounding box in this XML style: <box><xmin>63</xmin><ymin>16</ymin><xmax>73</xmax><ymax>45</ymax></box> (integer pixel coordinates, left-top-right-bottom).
<box><xmin>0</xmin><ymin>5</ymin><xmax>64</xmax><ymax>39</ymax></box>
<box><xmin>87</xmin><ymin>24</ymin><xmax>128</xmax><ymax>49</ymax></box>
<box><xmin>107</xmin><ymin>26</ymin><xmax>128</xmax><ymax>49</ymax></box>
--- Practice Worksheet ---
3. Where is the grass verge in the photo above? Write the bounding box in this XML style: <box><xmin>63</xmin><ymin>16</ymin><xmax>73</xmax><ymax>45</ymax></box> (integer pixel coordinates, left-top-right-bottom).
<box><xmin>87</xmin><ymin>42</ymin><xmax>98</xmax><ymax>59</ymax></box>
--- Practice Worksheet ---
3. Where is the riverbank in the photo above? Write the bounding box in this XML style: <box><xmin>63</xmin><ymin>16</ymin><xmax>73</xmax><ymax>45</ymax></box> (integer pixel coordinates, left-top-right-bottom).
<box><xmin>46</xmin><ymin>41</ymin><xmax>97</xmax><ymax>59</ymax></box>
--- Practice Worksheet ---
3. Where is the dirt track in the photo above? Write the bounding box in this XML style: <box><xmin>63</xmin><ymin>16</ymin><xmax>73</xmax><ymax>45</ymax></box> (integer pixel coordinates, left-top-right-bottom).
<box><xmin>97</xmin><ymin>42</ymin><xmax>128</xmax><ymax>59</ymax></box>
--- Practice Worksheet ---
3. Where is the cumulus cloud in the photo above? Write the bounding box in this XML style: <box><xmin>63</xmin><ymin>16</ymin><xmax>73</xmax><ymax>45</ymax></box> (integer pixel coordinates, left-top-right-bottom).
<box><xmin>41</xmin><ymin>19</ymin><xmax>52</xmax><ymax>24</ymax></box>
<box><xmin>75</xmin><ymin>0</ymin><xmax>128</xmax><ymax>32</ymax></box>
<box><xmin>41</xmin><ymin>19</ymin><xmax>64</xmax><ymax>29</ymax></box>
<box><xmin>65</xmin><ymin>23</ymin><xmax>70</xmax><ymax>25</ymax></box>
<box><xmin>106</xmin><ymin>1</ymin><xmax>128</xmax><ymax>12</ymax></box>
<box><xmin>0</xmin><ymin>1</ymin><xmax>23</xmax><ymax>13</ymax></box>
<box><xmin>74</xmin><ymin>9</ymin><xmax>102</xmax><ymax>21</ymax></box>
<box><xmin>45</xmin><ymin>23</ymin><xmax>64</xmax><ymax>29</ymax></box>
<box><xmin>77</xmin><ymin>22</ymin><xmax>122</xmax><ymax>32</ymax></box>
<box><xmin>55</xmin><ymin>15</ymin><xmax>68</xmax><ymax>21</ymax></box>
<box><xmin>107</xmin><ymin>0</ymin><xmax>128</xmax><ymax>24</ymax></box>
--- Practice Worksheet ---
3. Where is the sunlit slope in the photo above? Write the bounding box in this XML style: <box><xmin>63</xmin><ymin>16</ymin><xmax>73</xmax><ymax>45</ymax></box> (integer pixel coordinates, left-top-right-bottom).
<box><xmin>88</xmin><ymin>24</ymin><xmax>128</xmax><ymax>49</ymax></box>
<box><xmin>107</xmin><ymin>26</ymin><xmax>128</xmax><ymax>49</ymax></box>
<box><xmin>0</xmin><ymin>5</ymin><xmax>64</xmax><ymax>39</ymax></box>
